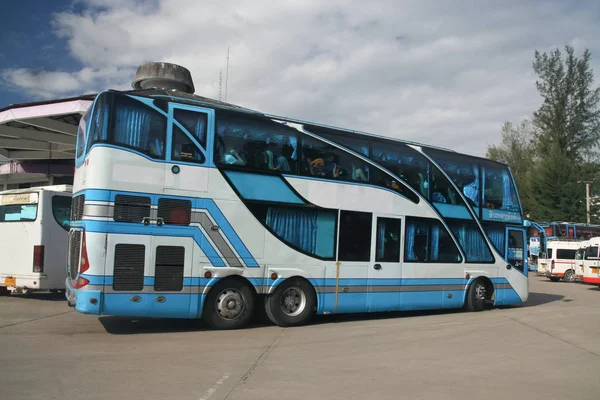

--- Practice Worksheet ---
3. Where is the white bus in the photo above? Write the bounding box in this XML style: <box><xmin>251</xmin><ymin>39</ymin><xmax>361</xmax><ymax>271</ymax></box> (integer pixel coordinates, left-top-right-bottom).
<box><xmin>65</xmin><ymin>86</ymin><xmax>528</xmax><ymax>329</ymax></box>
<box><xmin>0</xmin><ymin>185</ymin><xmax>72</xmax><ymax>295</ymax></box>
<box><xmin>537</xmin><ymin>239</ymin><xmax>582</xmax><ymax>282</ymax></box>
<box><xmin>582</xmin><ymin>238</ymin><xmax>600</xmax><ymax>286</ymax></box>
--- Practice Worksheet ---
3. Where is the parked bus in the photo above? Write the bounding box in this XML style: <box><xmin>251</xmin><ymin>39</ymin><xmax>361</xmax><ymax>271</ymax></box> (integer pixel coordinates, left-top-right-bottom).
<box><xmin>537</xmin><ymin>239</ymin><xmax>582</xmax><ymax>282</ymax></box>
<box><xmin>582</xmin><ymin>238</ymin><xmax>600</xmax><ymax>286</ymax></box>
<box><xmin>65</xmin><ymin>85</ymin><xmax>528</xmax><ymax>329</ymax></box>
<box><xmin>0</xmin><ymin>185</ymin><xmax>72</xmax><ymax>295</ymax></box>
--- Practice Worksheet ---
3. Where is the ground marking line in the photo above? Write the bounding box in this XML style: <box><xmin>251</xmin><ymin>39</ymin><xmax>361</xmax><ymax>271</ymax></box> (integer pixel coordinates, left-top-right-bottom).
<box><xmin>199</xmin><ymin>373</ymin><xmax>231</xmax><ymax>400</ymax></box>
<box><xmin>504</xmin><ymin>315</ymin><xmax>599</xmax><ymax>357</ymax></box>
<box><xmin>0</xmin><ymin>310</ymin><xmax>73</xmax><ymax>330</ymax></box>
<box><xmin>222</xmin><ymin>328</ymin><xmax>286</xmax><ymax>399</ymax></box>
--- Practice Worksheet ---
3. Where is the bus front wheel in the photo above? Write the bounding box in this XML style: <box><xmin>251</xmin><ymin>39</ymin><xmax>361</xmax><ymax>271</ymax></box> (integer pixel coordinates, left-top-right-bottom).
<box><xmin>203</xmin><ymin>279</ymin><xmax>255</xmax><ymax>330</ymax></box>
<box><xmin>465</xmin><ymin>279</ymin><xmax>489</xmax><ymax>312</ymax></box>
<box><xmin>265</xmin><ymin>278</ymin><xmax>316</xmax><ymax>327</ymax></box>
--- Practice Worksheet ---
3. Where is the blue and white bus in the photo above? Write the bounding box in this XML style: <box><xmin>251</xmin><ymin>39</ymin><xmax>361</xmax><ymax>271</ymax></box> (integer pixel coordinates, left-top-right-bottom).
<box><xmin>66</xmin><ymin>75</ymin><xmax>528</xmax><ymax>329</ymax></box>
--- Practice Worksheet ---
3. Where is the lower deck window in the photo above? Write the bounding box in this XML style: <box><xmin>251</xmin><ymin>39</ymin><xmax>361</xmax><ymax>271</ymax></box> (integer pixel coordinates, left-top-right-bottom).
<box><xmin>251</xmin><ymin>204</ymin><xmax>336</xmax><ymax>259</ymax></box>
<box><xmin>447</xmin><ymin>221</ymin><xmax>494</xmax><ymax>263</ymax></box>
<box><xmin>405</xmin><ymin>217</ymin><xmax>461</xmax><ymax>263</ymax></box>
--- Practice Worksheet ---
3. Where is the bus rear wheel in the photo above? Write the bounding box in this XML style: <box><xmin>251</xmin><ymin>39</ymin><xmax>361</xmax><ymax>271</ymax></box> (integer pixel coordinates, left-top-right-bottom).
<box><xmin>203</xmin><ymin>279</ymin><xmax>255</xmax><ymax>330</ymax></box>
<box><xmin>0</xmin><ymin>286</ymin><xmax>9</xmax><ymax>296</ymax></box>
<box><xmin>265</xmin><ymin>278</ymin><xmax>316</xmax><ymax>327</ymax></box>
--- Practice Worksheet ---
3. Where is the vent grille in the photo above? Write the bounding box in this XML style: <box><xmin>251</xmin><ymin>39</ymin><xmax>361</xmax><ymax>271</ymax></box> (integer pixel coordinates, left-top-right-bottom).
<box><xmin>113</xmin><ymin>244</ymin><xmax>145</xmax><ymax>291</ymax></box>
<box><xmin>154</xmin><ymin>246</ymin><xmax>185</xmax><ymax>291</ymax></box>
<box><xmin>114</xmin><ymin>195</ymin><xmax>151</xmax><ymax>223</ymax></box>
<box><xmin>158</xmin><ymin>198</ymin><xmax>191</xmax><ymax>225</ymax></box>
<box><xmin>71</xmin><ymin>194</ymin><xmax>85</xmax><ymax>221</ymax></box>
<box><xmin>68</xmin><ymin>230</ymin><xmax>82</xmax><ymax>280</ymax></box>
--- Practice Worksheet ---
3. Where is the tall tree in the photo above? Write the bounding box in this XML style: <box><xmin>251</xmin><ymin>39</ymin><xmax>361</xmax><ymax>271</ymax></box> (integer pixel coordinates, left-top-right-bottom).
<box><xmin>528</xmin><ymin>46</ymin><xmax>600</xmax><ymax>222</ymax></box>
<box><xmin>486</xmin><ymin>119</ymin><xmax>535</xmax><ymax>212</ymax></box>
<box><xmin>532</xmin><ymin>46</ymin><xmax>600</xmax><ymax>158</ymax></box>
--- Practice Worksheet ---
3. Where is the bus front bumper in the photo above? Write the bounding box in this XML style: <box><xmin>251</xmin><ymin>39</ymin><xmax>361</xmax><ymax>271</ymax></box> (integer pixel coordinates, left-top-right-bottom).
<box><xmin>65</xmin><ymin>279</ymin><xmax>102</xmax><ymax>315</ymax></box>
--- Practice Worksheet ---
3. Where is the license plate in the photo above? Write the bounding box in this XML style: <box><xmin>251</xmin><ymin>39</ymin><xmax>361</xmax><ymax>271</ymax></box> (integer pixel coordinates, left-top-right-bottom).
<box><xmin>4</xmin><ymin>277</ymin><xmax>16</xmax><ymax>287</ymax></box>
<box><xmin>592</xmin><ymin>267</ymin><xmax>599</xmax><ymax>274</ymax></box>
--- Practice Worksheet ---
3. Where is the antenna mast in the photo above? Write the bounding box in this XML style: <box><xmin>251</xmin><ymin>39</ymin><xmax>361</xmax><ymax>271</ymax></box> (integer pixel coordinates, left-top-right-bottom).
<box><xmin>225</xmin><ymin>46</ymin><xmax>230</xmax><ymax>101</ymax></box>
<box><xmin>218</xmin><ymin>70</ymin><xmax>223</xmax><ymax>101</ymax></box>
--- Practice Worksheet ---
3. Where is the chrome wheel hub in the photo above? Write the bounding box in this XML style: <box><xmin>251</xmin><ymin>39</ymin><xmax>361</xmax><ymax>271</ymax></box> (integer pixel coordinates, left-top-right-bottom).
<box><xmin>475</xmin><ymin>284</ymin><xmax>486</xmax><ymax>301</ymax></box>
<box><xmin>216</xmin><ymin>289</ymin><xmax>245</xmax><ymax>320</ymax></box>
<box><xmin>280</xmin><ymin>287</ymin><xmax>306</xmax><ymax>317</ymax></box>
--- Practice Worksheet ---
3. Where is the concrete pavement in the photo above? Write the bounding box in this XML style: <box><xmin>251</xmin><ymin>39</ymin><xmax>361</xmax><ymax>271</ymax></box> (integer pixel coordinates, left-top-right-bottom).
<box><xmin>0</xmin><ymin>276</ymin><xmax>599</xmax><ymax>400</ymax></box>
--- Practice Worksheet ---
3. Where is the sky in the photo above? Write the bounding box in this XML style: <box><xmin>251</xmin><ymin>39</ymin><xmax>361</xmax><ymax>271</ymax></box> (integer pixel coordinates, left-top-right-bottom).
<box><xmin>1</xmin><ymin>0</ymin><xmax>600</xmax><ymax>157</ymax></box>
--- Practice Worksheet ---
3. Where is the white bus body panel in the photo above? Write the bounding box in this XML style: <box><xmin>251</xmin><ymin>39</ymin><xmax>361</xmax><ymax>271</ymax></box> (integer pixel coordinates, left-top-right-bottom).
<box><xmin>0</xmin><ymin>187</ymin><xmax>71</xmax><ymax>291</ymax></box>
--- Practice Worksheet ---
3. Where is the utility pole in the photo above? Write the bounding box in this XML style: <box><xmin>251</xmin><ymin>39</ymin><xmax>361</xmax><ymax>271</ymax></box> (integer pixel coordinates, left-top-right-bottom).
<box><xmin>578</xmin><ymin>180</ymin><xmax>593</xmax><ymax>224</ymax></box>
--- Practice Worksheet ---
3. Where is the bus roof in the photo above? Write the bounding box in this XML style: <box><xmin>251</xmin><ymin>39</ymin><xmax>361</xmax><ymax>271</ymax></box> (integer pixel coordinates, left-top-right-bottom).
<box><xmin>0</xmin><ymin>185</ymin><xmax>73</xmax><ymax>195</ymax></box>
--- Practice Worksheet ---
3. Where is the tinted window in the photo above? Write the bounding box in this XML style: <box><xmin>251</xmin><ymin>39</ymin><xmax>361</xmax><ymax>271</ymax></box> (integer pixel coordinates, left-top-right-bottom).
<box><xmin>371</xmin><ymin>141</ymin><xmax>429</xmax><ymax>198</ymax></box>
<box><xmin>76</xmin><ymin>107</ymin><xmax>91</xmax><ymax>158</ymax></box>
<box><xmin>110</xmin><ymin>94</ymin><xmax>167</xmax><ymax>159</ymax></box>
<box><xmin>302</xmin><ymin>136</ymin><xmax>370</xmax><ymax>183</ymax></box>
<box><xmin>447</xmin><ymin>221</ymin><xmax>494</xmax><ymax>263</ymax></box>
<box><xmin>250</xmin><ymin>204</ymin><xmax>336</xmax><ymax>259</ymax></box>
<box><xmin>52</xmin><ymin>196</ymin><xmax>71</xmax><ymax>231</ymax></box>
<box><xmin>405</xmin><ymin>217</ymin><xmax>462</xmax><ymax>263</ymax></box>
<box><xmin>425</xmin><ymin>149</ymin><xmax>480</xmax><ymax>207</ymax></box>
<box><xmin>482</xmin><ymin>162</ymin><xmax>520</xmax><ymax>212</ymax></box>
<box><xmin>171</xmin><ymin>125</ymin><xmax>205</xmax><ymax>164</ymax></box>
<box><xmin>215</xmin><ymin>112</ymin><xmax>298</xmax><ymax>173</ymax></box>
<box><xmin>339</xmin><ymin>211</ymin><xmax>372</xmax><ymax>261</ymax></box>
<box><xmin>0</xmin><ymin>204</ymin><xmax>38</xmax><ymax>222</ymax></box>
<box><xmin>114</xmin><ymin>195</ymin><xmax>151</xmax><ymax>223</ymax></box>
<box><xmin>174</xmin><ymin>109</ymin><xmax>207</xmax><ymax>147</ymax></box>
<box><xmin>585</xmin><ymin>246</ymin><xmax>599</xmax><ymax>260</ymax></box>
<box><xmin>507</xmin><ymin>230</ymin><xmax>525</xmax><ymax>271</ymax></box>
<box><xmin>376</xmin><ymin>217</ymin><xmax>401</xmax><ymax>262</ymax></box>
<box><xmin>307</xmin><ymin>128</ymin><xmax>419</xmax><ymax>203</ymax></box>
<box><xmin>157</xmin><ymin>198</ymin><xmax>192</xmax><ymax>225</ymax></box>
<box><xmin>547</xmin><ymin>248</ymin><xmax>553</xmax><ymax>259</ymax></box>
<box><xmin>87</xmin><ymin>94</ymin><xmax>108</xmax><ymax>153</ymax></box>
<box><xmin>556</xmin><ymin>249</ymin><xmax>577</xmax><ymax>260</ymax></box>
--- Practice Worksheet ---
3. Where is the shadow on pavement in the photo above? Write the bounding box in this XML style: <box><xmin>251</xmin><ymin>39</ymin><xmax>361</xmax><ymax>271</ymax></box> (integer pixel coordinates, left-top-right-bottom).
<box><xmin>522</xmin><ymin>292</ymin><xmax>564</xmax><ymax>307</ymax></box>
<box><xmin>4</xmin><ymin>291</ymin><xmax>66</xmax><ymax>302</ymax></box>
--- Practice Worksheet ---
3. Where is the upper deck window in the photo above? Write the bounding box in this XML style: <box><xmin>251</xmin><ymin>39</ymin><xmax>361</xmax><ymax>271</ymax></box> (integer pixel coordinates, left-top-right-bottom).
<box><xmin>481</xmin><ymin>161</ymin><xmax>520</xmax><ymax>212</ymax></box>
<box><xmin>111</xmin><ymin>95</ymin><xmax>167</xmax><ymax>159</ymax></box>
<box><xmin>76</xmin><ymin>107</ymin><xmax>91</xmax><ymax>159</ymax></box>
<box><xmin>215</xmin><ymin>112</ymin><xmax>298</xmax><ymax>173</ymax></box>
<box><xmin>425</xmin><ymin>149</ymin><xmax>480</xmax><ymax>207</ymax></box>
<box><xmin>174</xmin><ymin>109</ymin><xmax>207</xmax><ymax>148</ymax></box>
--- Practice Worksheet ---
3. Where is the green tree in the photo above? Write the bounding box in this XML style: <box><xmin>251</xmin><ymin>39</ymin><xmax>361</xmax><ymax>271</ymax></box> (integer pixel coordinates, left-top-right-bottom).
<box><xmin>532</xmin><ymin>46</ymin><xmax>600</xmax><ymax>158</ymax></box>
<box><xmin>486</xmin><ymin>119</ymin><xmax>535</xmax><ymax>212</ymax></box>
<box><xmin>527</xmin><ymin>46</ymin><xmax>600</xmax><ymax>222</ymax></box>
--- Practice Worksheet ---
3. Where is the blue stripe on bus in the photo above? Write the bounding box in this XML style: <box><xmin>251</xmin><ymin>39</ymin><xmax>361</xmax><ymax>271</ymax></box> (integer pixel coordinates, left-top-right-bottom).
<box><xmin>73</xmin><ymin>188</ymin><xmax>259</xmax><ymax>268</ymax></box>
<box><xmin>81</xmin><ymin>275</ymin><xmax>508</xmax><ymax>289</ymax></box>
<box><xmin>494</xmin><ymin>288</ymin><xmax>523</xmax><ymax>305</ymax></box>
<box><xmin>82</xmin><ymin>220</ymin><xmax>226</xmax><ymax>267</ymax></box>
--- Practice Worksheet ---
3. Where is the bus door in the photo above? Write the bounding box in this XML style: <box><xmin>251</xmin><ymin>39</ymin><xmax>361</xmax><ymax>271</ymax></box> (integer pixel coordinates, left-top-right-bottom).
<box><xmin>367</xmin><ymin>215</ymin><xmax>403</xmax><ymax>312</ymax></box>
<box><xmin>164</xmin><ymin>104</ymin><xmax>214</xmax><ymax>194</ymax></box>
<box><xmin>499</xmin><ymin>227</ymin><xmax>528</xmax><ymax>303</ymax></box>
<box><xmin>334</xmin><ymin>211</ymin><xmax>371</xmax><ymax>314</ymax></box>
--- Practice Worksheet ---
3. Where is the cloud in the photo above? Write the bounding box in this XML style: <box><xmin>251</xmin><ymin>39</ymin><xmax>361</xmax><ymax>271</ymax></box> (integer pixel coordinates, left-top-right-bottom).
<box><xmin>2</xmin><ymin>0</ymin><xmax>600</xmax><ymax>156</ymax></box>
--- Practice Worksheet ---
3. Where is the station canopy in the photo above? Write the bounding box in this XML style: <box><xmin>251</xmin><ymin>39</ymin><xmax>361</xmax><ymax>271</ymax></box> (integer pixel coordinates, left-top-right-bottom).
<box><xmin>0</xmin><ymin>94</ymin><xmax>95</xmax><ymax>162</ymax></box>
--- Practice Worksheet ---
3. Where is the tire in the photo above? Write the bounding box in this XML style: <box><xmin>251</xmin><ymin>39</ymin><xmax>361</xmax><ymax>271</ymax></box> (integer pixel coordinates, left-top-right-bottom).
<box><xmin>265</xmin><ymin>278</ymin><xmax>316</xmax><ymax>327</ymax></box>
<box><xmin>563</xmin><ymin>270</ymin><xmax>575</xmax><ymax>282</ymax></box>
<box><xmin>0</xmin><ymin>286</ymin><xmax>9</xmax><ymax>296</ymax></box>
<box><xmin>549</xmin><ymin>277</ymin><xmax>560</xmax><ymax>282</ymax></box>
<box><xmin>464</xmin><ymin>279</ymin><xmax>488</xmax><ymax>312</ymax></box>
<box><xmin>203</xmin><ymin>279</ymin><xmax>255</xmax><ymax>330</ymax></box>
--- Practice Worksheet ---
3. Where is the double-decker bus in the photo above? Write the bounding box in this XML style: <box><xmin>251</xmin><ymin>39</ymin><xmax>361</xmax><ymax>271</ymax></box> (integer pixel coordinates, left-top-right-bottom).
<box><xmin>65</xmin><ymin>65</ymin><xmax>528</xmax><ymax>329</ymax></box>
